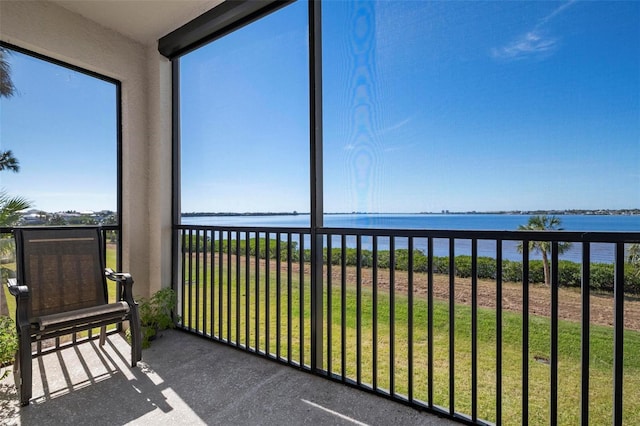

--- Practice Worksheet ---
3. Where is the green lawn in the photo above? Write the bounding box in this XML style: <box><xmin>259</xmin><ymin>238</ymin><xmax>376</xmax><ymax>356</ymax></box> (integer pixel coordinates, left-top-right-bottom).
<box><xmin>3</xmin><ymin>247</ymin><xmax>637</xmax><ymax>424</ymax></box>
<box><xmin>182</xmin><ymin>253</ymin><xmax>640</xmax><ymax>425</ymax></box>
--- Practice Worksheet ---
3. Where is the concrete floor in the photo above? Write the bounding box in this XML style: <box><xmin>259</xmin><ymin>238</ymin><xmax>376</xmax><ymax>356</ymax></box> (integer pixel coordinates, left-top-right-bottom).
<box><xmin>1</xmin><ymin>330</ymin><xmax>456</xmax><ymax>426</ymax></box>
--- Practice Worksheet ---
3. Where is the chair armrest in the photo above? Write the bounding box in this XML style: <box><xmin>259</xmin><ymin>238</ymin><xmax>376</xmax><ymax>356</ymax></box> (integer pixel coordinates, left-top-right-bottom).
<box><xmin>105</xmin><ymin>268</ymin><xmax>136</xmax><ymax>305</ymax></box>
<box><xmin>7</xmin><ymin>278</ymin><xmax>31</xmax><ymax>333</ymax></box>
<box><xmin>105</xmin><ymin>268</ymin><xmax>133</xmax><ymax>284</ymax></box>
<box><xmin>7</xmin><ymin>278</ymin><xmax>29</xmax><ymax>299</ymax></box>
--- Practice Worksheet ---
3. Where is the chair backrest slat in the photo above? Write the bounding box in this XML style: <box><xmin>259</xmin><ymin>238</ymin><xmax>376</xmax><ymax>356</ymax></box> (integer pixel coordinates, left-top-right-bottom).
<box><xmin>14</xmin><ymin>227</ymin><xmax>108</xmax><ymax>320</ymax></box>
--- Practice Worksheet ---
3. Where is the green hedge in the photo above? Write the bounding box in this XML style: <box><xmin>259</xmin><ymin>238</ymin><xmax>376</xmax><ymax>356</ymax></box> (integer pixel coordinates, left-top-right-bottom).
<box><xmin>182</xmin><ymin>235</ymin><xmax>301</xmax><ymax>262</ymax></box>
<box><xmin>184</xmin><ymin>237</ymin><xmax>640</xmax><ymax>294</ymax></box>
<box><xmin>310</xmin><ymin>247</ymin><xmax>639</xmax><ymax>294</ymax></box>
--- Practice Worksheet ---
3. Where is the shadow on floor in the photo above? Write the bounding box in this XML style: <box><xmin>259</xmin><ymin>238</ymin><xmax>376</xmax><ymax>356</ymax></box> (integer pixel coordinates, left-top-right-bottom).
<box><xmin>0</xmin><ymin>330</ymin><xmax>455</xmax><ymax>425</ymax></box>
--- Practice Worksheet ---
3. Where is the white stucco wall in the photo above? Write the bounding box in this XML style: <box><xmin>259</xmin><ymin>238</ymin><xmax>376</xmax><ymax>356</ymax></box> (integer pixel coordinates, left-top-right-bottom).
<box><xmin>0</xmin><ymin>0</ymin><xmax>173</xmax><ymax>298</ymax></box>
<box><xmin>146</xmin><ymin>45</ymin><xmax>174</xmax><ymax>296</ymax></box>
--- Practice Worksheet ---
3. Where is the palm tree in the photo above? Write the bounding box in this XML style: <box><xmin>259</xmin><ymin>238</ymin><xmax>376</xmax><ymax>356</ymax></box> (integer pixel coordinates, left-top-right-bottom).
<box><xmin>0</xmin><ymin>46</ymin><xmax>20</xmax><ymax>318</ymax></box>
<box><xmin>0</xmin><ymin>46</ymin><xmax>16</xmax><ymax>98</ymax></box>
<box><xmin>0</xmin><ymin>148</ymin><xmax>26</xmax><ymax>224</ymax></box>
<box><xmin>0</xmin><ymin>45</ymin><xmax>27</xmax><ymax>221</ymax></box>
<box><xmin>0</xmin><ymin>191</ymin><xmax>30</xmax><ymax>315</ymax></box>
<box><xmin>517</xmin><ymin>215</ymin><xmax>572</xmax><ymax>286</ymax></box>
<box><xmin>0</xmin><ymin>48</ymin><xmax>20</xmax><ymax>174</ymax></box>
<box><xmin>0</xmin><ymin>150</ymin><xmax>19</xmax><ymax>172</ymax></box>
<box><xmin>0</xmin><ymin>191</ymin><xmax>30</xmax><ymax>226</ymax></box>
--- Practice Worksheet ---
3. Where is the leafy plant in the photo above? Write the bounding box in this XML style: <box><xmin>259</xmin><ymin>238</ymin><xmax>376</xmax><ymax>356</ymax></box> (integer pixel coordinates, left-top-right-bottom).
<box><xmin>137</xmin><ymin>288</ymin><xmax>179</xmax><ymax>348</ymax></box>
<box><xmin>0</xmin><ymin>315</ymin><xmax>17</xmax><ymax>380</ymax></box>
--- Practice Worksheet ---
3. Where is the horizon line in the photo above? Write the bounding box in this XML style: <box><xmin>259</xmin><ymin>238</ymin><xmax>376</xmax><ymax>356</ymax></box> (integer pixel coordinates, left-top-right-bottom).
<box><xmin>181</xmin><ymin>208</ymin><xmax>639</xmax><ymax>216</ymax></box>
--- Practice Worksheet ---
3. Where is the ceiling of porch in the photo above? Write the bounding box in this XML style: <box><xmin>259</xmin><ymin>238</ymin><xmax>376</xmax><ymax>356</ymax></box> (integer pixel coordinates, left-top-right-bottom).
<box><xmin>50</xmin><ymin>0</ymin><xmax>223</xmax><ymax>45</ymax></box>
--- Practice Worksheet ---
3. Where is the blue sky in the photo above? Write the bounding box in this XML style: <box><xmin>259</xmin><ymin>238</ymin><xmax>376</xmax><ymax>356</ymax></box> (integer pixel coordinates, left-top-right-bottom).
<box><xmin>1</xmin><ymin>50</ymin><xmax>117</xmax><ymax>212</ymax></box>
<box><xmin>182</xmin><ymin>0</ymin><xmax>639</xmax><ymax>214</ymax></box>
<box><xmin>2</xmin><ymin>0</ymin><xmax>639</xmax><ymax>214</ymax></box>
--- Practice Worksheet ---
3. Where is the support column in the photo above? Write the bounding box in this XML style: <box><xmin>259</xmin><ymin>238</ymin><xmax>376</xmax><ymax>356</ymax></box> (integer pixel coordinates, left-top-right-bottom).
<box><xmin>309</xmin><ymin>0</ymin><xmax>324</xmax><ymax>373</ymax></box>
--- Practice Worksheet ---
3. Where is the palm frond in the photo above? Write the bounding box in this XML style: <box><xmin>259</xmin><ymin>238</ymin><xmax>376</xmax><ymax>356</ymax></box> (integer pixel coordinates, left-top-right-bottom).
<box><xmin>0</xmin><ymin>150</ymin><xmax>20</xmax><ymax>172</ymax></box>
<box><xmin>0</xmin><ymin>190</ymin><xmax>31</xmax><ymax>226</ymax></box>
<box><xmin>0</xmin><ymin>47</ymin><xmax>16</xmax><ymax>98</ymax></box>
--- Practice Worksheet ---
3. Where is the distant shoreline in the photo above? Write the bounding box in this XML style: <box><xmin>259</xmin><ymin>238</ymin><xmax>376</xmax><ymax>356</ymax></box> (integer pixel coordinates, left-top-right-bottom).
<box><xmin>181</xmin><ymin>209</ymin><xmax>639</xmax><ymax>217</ymax></box>
<box><xmin>182</xmin><ymin>211</ymin><xmax>303</xmax><ymax>217</ymax></box>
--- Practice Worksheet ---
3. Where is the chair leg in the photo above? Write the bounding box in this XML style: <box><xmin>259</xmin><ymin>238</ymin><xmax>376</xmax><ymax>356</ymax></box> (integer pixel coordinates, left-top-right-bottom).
<box><xmin>129</xmin><ymin>307</ymin><xmax>142</xmax><ymax>366</ymax></box>
<box><xmin>12</xmin><ymin>351</ymin><xmax>21</xmax><ymax>403</ymax></box>
<box><xmin>16</xmin><ymin>332</ymin><xmax>32</xmax><ymax>406</ymax></box>
<box><xmin>99</xmin><ymin>325</ymin><xmax>107</xmax><ymax>346</ymax></box>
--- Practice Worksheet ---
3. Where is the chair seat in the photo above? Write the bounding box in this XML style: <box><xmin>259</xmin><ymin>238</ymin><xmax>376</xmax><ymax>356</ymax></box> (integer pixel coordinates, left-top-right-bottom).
<box><xmin>35</xmin><ymin>301</ymin><xmax>130</xmax><ymax>332</ymax></box>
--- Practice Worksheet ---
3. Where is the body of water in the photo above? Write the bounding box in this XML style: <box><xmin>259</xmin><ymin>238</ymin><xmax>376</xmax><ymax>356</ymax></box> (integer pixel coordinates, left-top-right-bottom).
<box><xmin>182</xmin><ymin>214</ymin><xmax>639</xmax><ymax>263</ymax></box>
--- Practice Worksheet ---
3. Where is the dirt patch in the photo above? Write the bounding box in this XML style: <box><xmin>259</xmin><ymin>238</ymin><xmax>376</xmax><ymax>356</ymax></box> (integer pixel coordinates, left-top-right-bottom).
<box><xmin>233</xmin><ymin>254</ymin><xmax>640</xmax><ymax>332</ymax></box>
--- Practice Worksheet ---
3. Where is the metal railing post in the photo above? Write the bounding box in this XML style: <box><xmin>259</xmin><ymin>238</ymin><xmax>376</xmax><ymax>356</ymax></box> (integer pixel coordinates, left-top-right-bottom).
<box><xmin>309</xmin><ymin>0</ymin><xmax>324</xmax><ymax>373</ymax></box>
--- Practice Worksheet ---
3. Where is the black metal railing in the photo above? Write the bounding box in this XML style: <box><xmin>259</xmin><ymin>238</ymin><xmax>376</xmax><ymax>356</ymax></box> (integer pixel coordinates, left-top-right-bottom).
<box><xmin>176</xmin><ymin>224</ymin><xmax>639</xmax><ymax>425</ymax></box>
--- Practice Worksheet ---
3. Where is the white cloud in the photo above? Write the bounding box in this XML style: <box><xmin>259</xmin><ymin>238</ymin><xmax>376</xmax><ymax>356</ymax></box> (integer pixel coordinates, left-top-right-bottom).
<box><xmin>537</xmin><ymin>0</ymin><xmax>576</xmax><ymax>28</ymax></box>
<box><xmin>492</xmin><ymin>1</ymin><xmax>576</xmax><ymax>61</ymax></box>
<box><xmin>492</xmin><ymin>31</ymin><xmax>558</xmax><ymax>60</ymax></box>
<box><xmin>380</xmin><ymin>116</ymin><xmax>413</xmax><ymax>134</ymax></box>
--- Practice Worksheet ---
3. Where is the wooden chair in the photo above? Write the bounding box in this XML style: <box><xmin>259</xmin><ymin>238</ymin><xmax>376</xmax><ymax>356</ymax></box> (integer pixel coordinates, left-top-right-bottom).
<box><xmin>6</xmin><ymin>226</ymin><xmax>142</xmax><ymax>406</ymax></box>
